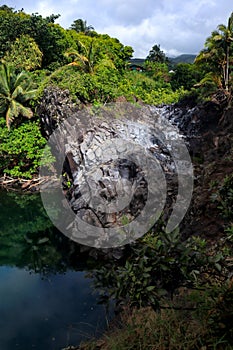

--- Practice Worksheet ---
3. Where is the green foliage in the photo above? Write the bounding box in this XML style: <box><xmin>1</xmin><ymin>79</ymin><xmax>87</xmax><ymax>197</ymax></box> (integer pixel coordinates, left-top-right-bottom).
<box><xmin>144</xmin><ymin>86</ymin><xmax>186</xmax><ymax>105</ymax></box>
<box><xmin>0</xmin><ymin>6</ymin><xmax>183</xmax><ymax>107</ymax></box>
<box><xmin>0</xmin><ymin>7</ymin><xmax>68</xmax><ymax>68</ymax></box>
<box><xmin>69</xmin><ymin>18</ymin><xmax>94</xmax><ymax>35</ymax></box>
<box><xmin>217</xmin><ymin>174</ymin><xmax>233</xmax><ymax>220</ymax></box>
<box><xmin>118</xmin><ymin>71</ymin><xmax>185</xmax><ymax>104</ymax></box>
<box><xmin>0</xmin><ymin>119</ymin><xmax>48</xmax><ymax>178</ymax></box>
<box><xmin>83</xmin><ymin>224</ymin><xmax>233</xmax><ymax>349</ymax></box>
<box><xmin>3</xmin><ymin>34</ymin><xmax>43</xmax><ymax>71</ymax></box>
<box><xmin>65</xmin><ymin>32</ymin><xmax>133</xmax><ymax>72</ymax></box>
<box><xmin>0</xmin><ymin>7</ymin><xmax>29</xmax><ymax>57</ymax></box>
<box><xmin>94</xmin><ymin>66</ymin><xmax>121</xmax><ymax>103</ymax></box>
<box><xmin>40</xmin><ymin>65</ymin><xmax>185</xmax><ymax>106</ymax></box>
<box><xmin>64</xmin><ymin>37</ymin><xmax>117</xmax><ymax>74</ymax></box>
<box><xmin>194</xmin><ymin>72</ymin><xmax>222</xmax><ymax>98</ymax></box>
<box><xmin>38</xmin><ymin>65</ymin><xmax>96</xmax><ymax>103</ymax></box>
<box><xmin>0</xmin><ymin>62</ymin><xmax>37</xmax><ymax>129</ymax></box>
<box><xmin>195</xmin><ymin>12</ymin><xmax>233</xmax><ymax>92</ymax></box>
<box><xmin>89</xmin><ymin>228</ymin><xmax>214</xmax><ymax>309</ymax></box>
<box><xmin>205</xmin><ymin>279</ymin><xmax>233</xmax><ymax>345</ymax></box>
<box><xmin>146</xmin><ymin>44</ymin><xmax>168</xmax><ymax>63</ymax></box>
<box><xmin>170</xmin><ymin>63</ymin><xmax>203</xmax><ymax>90</ymax></box>
<box><xmin>79</xmin><ymin>281</ymin><xmax>233</xmax><ymax>350</ymax></box>
<box><xmin>144</xmin><ymin>61</ymin><xmax>169</xmax><ymax>81</ymax></box>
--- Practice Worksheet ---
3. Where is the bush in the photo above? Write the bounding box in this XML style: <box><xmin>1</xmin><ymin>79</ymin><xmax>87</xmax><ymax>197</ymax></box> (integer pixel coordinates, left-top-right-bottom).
<box><xmin>217</xmin><ymin>175</ymin><xmax>233</xmax><ymax>221</ymax></box>
<box><xmin>0</xmin><ymin>118</ymin><xmax>49</xmax><ymax>178</ymax></box>
<box><xmin>37</xmin><ymin>65</ymin><xmax>187</xmax><ymax>106</ymax></box>
<box><xmin>89</xmin><ymin>228</ymin><xmax>214</xmax><ymax>309</ymax></box>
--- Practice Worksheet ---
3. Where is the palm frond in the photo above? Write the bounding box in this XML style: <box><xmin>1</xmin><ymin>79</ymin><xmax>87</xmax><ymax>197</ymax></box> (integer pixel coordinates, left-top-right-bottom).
<box><xmin>0</xmin><ymin>64</ymin><xmax>10</xmax><ymax>96</ymax></box>
<box><xmin>0</xmin><ymin>62</ymin><xmax>36</xmax><ymax>129</ymax></box>
<box><xmin>12</xmin><ymin>85</ymin><xmax>24</xmax><ymax>99</ymax></box>
<box><xmin>20</xmin><ymin>89</ymin><xmax>37</xmax><ymax>101</ymax></box>
<box><xmin>6</xmin><ymin>107</ymin><xmax>12</xmax><ymax>130</ymax></box>
<box><xmin>218</xmin><ymin>24</ymin><xmax>227</xmax><ymax>32</ymax></box>
<box><xmin>64</xmin><ymin>48</ymin><xmax>80</xmax><ymax>58</ymax></box>
<box><xmin>0</xmin><ymin>98</ymin><xmax>7</xmax><ymax>114</ymax></box>
<box><xmin>14</xmin><ymin>71</ymin><xmax>30</xmax><ymax>89</ymax></box>
<box><xmin>6</xmin><ymin>100</ymin><xmax>20</xmax><ymax>130</ymax></box>
<box><xmin>16</xmin><ymin>102</ymin><xmax>33</xmax><ymax>118</ymax></box>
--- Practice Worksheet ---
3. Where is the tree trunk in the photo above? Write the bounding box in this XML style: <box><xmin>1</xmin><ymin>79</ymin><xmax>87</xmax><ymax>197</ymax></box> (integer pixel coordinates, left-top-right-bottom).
<box><xmin>225</xmin><ymin>44</ymin><xmax>230</xmax><ymax>91</ymax></box>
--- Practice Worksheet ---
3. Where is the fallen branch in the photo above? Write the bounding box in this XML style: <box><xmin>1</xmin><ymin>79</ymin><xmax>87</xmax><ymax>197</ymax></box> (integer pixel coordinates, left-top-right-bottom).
<box><xmin>0</xmin><ymin>175</ymin><xmax>59</xmax><ymax>192</ymax></box>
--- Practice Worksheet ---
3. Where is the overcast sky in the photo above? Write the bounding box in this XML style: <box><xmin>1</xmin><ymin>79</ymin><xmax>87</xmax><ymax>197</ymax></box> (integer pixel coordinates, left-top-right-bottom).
<box><xmin>2</xmin><ymin>0</ymin><xmax>232</xmax><ymax>57</ymax></box>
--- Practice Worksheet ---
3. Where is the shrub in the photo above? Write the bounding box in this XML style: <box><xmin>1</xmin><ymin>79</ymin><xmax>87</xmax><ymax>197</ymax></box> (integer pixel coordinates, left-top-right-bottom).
<box><xmin>0</xmin><ymin>118</ymin><xmax>49</xmax><ymax>178</ymax></box>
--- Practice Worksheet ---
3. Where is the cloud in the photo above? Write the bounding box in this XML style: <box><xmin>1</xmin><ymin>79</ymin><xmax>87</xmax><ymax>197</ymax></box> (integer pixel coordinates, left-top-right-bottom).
<box><xmin>3</xmin><ymin>0</ymin><xmax>232</xmax><ymax>57</ymax></box>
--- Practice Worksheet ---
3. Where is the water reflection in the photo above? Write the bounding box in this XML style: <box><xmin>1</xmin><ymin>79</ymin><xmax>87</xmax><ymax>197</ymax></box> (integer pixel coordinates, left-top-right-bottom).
<box><xmin>0</xmin><ymin>191</ymin><xmax>113</xmax><ymax>350</ymax></box>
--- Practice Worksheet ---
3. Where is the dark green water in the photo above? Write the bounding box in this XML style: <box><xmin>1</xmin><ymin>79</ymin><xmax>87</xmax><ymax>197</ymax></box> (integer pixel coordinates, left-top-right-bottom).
<box><xmin>0</xmin><ymin>191</ymin><xmax>112</xmax><ymax>350</ymax></box>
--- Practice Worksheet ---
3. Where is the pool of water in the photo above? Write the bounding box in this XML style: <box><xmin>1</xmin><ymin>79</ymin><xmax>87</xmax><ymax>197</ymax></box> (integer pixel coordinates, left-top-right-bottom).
<box><xmin>0</xmin><ymin>191</ymin><xmax>113</xmax><ymax>350</ymax></box>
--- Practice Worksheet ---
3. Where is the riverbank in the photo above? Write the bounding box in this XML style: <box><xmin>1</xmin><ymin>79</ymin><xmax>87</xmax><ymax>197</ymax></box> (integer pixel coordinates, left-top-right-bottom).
<box><xmin>63</xmin><ymin>281</ymin><xmax>233</xmax><ymax>349</ymax></box>
<box><xmin>61</xmin><ymin>102</ymin><xmax>233</xmax><ymax>349</ymax></box>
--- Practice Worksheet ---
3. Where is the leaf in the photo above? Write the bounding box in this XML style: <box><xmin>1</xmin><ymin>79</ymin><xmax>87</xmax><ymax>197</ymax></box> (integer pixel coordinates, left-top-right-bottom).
<box><xmin>215</xmin><ymin>263</ymin><xmax>222</xmax><ymax>272</ymax></box>
<box><xmin>38</xmin><ymin>237</ymin><xmax>49</xmax><ymax>244</ymax></box>
<box><xmin>24</xmin><ymin>235</ymin><xmax>33</xmax><ymax>244</ymax></box>
<box><xmin>146</xmin><ymin>286</ymin><xmax>155</xmax><ymax>292</ymax></box>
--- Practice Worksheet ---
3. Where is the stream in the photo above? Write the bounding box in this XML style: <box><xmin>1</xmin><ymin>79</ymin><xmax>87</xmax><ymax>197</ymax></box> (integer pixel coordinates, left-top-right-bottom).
<box><xmin>0</xmin><ymin>190</ymin><xmax>113</xmax><ymax>350</ymax></box>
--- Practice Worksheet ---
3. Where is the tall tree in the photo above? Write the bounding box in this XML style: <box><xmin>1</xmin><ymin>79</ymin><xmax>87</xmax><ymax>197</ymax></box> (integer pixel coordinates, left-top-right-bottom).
<box><xmin>65</xmin><ymin>39</ymin><xmax>116</xmax><ymax>73</ymax></box>
<box><xmin>0</xmin><ymin>63</ymin><xmax>37</xmax><ymax>129</ymax></box>
<box><xmin>195</xmin><ymin>12</ymin><xmax>233</xmax><ymax>91</ymax></box>
<box><xmin>70</xmin><ymin>19</ymin><xmax>94</xmax><ymax>35</ymax></box>
<box><xmin>146</xmin><ymin>44</ymin><xmax>168</xmax><ymax>64</ymax></box>
<box><xmin>65</xmin><ymin>33</ymin><xmax>133</xmax><ymax>73</ymax></box>
<box><xmin>0</xmin><ymin>7</ymin><xmax>67</xmax><ymax>68</ymax></box>
<box><xmin>0</xmin><ymin>5</ymin><xmax>14</xmax><ymax>12</ymax></box>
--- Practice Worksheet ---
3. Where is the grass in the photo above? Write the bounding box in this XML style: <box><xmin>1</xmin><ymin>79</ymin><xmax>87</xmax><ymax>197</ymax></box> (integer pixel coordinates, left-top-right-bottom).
<box><xmin>69</xmin><ymin>279</ymin><xmax>233</xmax><ymax>350</ymax></box>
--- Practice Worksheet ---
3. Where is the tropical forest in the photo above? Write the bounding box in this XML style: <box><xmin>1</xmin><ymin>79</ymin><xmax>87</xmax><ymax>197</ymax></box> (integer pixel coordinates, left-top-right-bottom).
<box><xmin>0</xmin><ymin>4</ymin><xmax>233</xmax><ymax>350</ymax></box>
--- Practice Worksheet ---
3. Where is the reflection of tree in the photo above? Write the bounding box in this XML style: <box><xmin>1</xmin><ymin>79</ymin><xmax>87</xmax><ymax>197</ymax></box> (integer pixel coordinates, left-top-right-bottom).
<box><xmin>0</xmin><ymin>191</ymin><xmax>65</xmax><ymax>274</ymax></box>
<box><xmin>21</xmin><ymin>231</ymin><xmax>65</xmax><ymax>274</ymax></box>
<box><xmin>0</xmin><ymin>191</ymin><xmax>53</xmax><ymax>236</ymax></box>
<box><xmin>0</xmin><ymin>191</ymin><xmax>102</xmax><ymax>275</ymax></box>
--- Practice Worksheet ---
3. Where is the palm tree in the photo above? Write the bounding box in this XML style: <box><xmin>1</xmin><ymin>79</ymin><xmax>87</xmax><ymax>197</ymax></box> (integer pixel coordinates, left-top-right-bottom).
<box><xmin>65</xmin><ymin>40</ymin><xmax>116</xmax><ymax>73</ymax></box>
<box><xmin>0</xmin><ymin>62</ymin><xmax>37</xmax><ymax>129</ymax></box>
<box><xmin>219</xmin><ymin>13</ymin><xmax>233</xmax><ymax>91</ymax></box>
<box><xmin>65</xmin><ymin>40</ymin><xmax>95</xmax><ymax>73</ymax></box>
<box><xmin>146</xmin><ymin>44</ymin><xmax>168</xmax><ymax>64</ymax></box>
<box><xmin>70</xmin><ymin>19</ymin><xmax>94</xmax><ymax>35</ymax></box>
<box><xmin>195</xmin><ymin>12</ymin><xmax>233</xmax><ymax>91</ymax></box>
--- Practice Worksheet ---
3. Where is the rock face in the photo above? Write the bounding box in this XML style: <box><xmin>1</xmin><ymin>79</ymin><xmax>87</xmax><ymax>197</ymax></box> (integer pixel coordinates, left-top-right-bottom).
<box><xmin>39</xmin><ymin>87</ymin><xmax>192</xmax><ymax>248</ymax></box>
<box><xmin>37</xmin><ymin>86</ymin><xmax>80</xmax><ymax>137</ymax></box>
<box><xmin>38</xmin><ymin>86</ymin><xmax>233</xmax><ymax>248</ymax></box>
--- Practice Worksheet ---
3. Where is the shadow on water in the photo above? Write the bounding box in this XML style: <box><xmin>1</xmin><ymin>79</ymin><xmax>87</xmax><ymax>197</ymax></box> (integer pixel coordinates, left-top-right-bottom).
<box><xmin>0</xmin><ymin>190</ymin><xmax>114</xmax><ymax>350</ymax></box>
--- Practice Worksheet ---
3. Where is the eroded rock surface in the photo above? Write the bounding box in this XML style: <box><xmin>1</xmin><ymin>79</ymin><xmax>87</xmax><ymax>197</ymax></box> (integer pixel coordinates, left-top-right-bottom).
<box><xmin>39</xmin><ymin>88</ymin><xmax>190</xmax><ymax>248</ymax></box>
<box><xmin>39</xmin><ymin>86</ymin><xmax>232</xmax><ymax>249</ymax></box>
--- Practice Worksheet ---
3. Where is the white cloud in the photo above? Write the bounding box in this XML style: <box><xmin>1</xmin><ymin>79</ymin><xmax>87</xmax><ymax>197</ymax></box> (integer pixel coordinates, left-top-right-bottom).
<box><xmin>3</xmin><ymin>0</ymin><xmax>232</xmax><ymax>57</ymax></box>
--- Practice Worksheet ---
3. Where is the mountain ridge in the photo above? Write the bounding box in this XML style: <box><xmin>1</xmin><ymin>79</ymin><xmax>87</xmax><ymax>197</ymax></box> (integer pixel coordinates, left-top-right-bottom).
<box><xmin>130</xmin><ymin>54</ymin><xmax>196</xmax><ymax>66</ymax></box>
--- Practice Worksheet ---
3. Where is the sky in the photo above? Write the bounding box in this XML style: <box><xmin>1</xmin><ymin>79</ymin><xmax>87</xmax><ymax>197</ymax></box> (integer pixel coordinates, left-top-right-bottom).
<box><xmin>1</xmin><ymin>0</ymin><xmax>232</xmax><ymax>58</ymax></box>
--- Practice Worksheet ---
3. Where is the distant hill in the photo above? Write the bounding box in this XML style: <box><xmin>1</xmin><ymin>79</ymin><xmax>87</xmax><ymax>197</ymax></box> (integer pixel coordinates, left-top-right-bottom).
<box><xmin>168</xmin><ymin>54</ymin><xmax>196</xmax><ymax>64</ymax></box>
<box><xmin>129</xmin><ymin>58</ymin><xmax>145</xmax><ymax>66</ymax></box>
<box><xmin>130</xmin><ymin>54</ymin><xmax>196</xmax><ymax>66</ymax></box>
